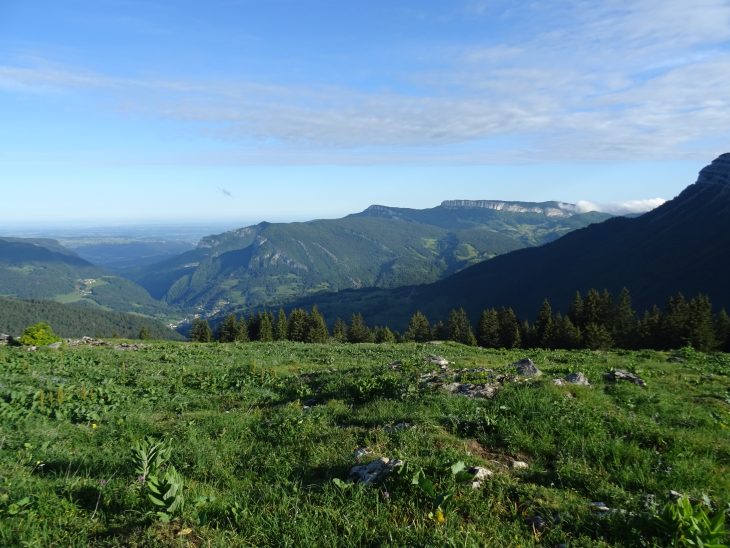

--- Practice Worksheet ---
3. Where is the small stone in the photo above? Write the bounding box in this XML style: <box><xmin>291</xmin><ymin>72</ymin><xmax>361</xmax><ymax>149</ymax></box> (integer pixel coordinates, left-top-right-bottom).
<box><xmin>512</xmin><ymin>461</ymin><xmax>529</xmax><ymax>470</ymax></box>
<box><xmin>428</xmin><ymin>355</ymin><xmax>450</xmax><ymax>367</ymax></box>
<box><xmin>513</xmin><ymin>358</ymin><xmax>542</xmax><ymax>377</ymax></box>
<box><xmin>468</xmin><ymin>466</ymin><xmax>493</xmax><ymax>489</ymax></box>
<box><xmin>669</xmin><ymin>490</ymin><xmax>684</xmax><ymax>500</ymax></box>
<box><xmin>353</xmin><ymin>447</ymin><xmax>372</xmax><ymax>462</ymax></box>
<box><xmin>564</xmin><ymin>372</ymin><xmax>590</xmax><ymax>386</ymax></box>
<box><xmin>46</xmin><ymin>342</ymin><xmax>63</xmax><ymax>349</ymax></box>
<box><xmin>604</xmin><ymin>370</ymin><xmax>647</xmax><ymax>387</ymax></box>
<box><xmin>349</xmin><ymin>457</ymin><xmax>403</xmax><ymax>486</ymax></box>
<box><xmin>591</xmin><ymin>502</ymin><xmax>611</xmax><ymax>513</ymax></box>
<box><xmin>553</xmin><ymin>379</ymin><xmax>565</xmax><ymax>386</ymax></box>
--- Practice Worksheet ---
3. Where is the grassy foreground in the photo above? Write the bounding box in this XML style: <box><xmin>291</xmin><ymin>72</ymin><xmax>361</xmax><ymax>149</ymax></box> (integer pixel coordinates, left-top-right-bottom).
<box><xmin>0</xmin><ymin>342</ymin><xmax>728</xmax><ymax>546</ymax></box>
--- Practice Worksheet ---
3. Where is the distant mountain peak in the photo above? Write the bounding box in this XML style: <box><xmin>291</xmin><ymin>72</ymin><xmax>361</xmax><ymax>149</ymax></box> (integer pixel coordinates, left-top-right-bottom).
<box><xmin>696</xmin><ymin>153</ymin><xmax>730</xmax><ymax>186</ymax></box>
<box><xmin>440</xmin><ymin>200</ymin><xmax>579</xmax><ymax>218</ymax></box>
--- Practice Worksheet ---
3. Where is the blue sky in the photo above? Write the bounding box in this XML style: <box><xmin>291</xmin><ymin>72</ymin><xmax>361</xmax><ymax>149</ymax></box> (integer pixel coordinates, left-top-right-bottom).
<box><xmin>1</xmin><ymin>0</ymin><xmax>729</xmax><ymax>224</ymax></box>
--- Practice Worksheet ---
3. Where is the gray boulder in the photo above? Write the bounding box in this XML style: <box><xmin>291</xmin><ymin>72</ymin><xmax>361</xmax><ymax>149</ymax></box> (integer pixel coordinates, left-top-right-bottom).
<box><xmin>604</xmin><ymin>370</ymin><xmax>647</xmax><ymax>387</ymax></box>
<box><xmin>349</xmin><ymin>457</ymin><xmax>403</xmax><ymax>486</ymax></box>
<box><xmin>514</xmin><ymin>358</ymin><xmax>542</xmax><ymax>377</ymax></box>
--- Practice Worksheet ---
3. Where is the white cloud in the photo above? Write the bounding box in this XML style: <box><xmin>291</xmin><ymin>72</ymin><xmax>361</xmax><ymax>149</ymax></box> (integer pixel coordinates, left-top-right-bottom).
<box><xmin>576</xmin><ymin>198</ymin><xmax>667</xmax><ymax>215</ymax></box>
<box><xmin>1</xmin><ymin>0</ymin><xmax>729</xmax><ymax>163</ymax></box>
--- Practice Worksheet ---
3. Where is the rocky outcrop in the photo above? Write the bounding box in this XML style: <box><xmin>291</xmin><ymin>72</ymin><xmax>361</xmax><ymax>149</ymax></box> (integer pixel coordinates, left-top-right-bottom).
<box><xmin>440</xmin><ymin>200</ymin><xmax>578</xmax><ymax>218</ymax></box>
<box><xmin>696</xmin><ymin>153</ymin><xmax>730</xmax><ymax>187</ymax></box>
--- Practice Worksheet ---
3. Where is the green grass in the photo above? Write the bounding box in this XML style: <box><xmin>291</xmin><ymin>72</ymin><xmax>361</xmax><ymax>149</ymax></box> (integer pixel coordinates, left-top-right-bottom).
<box><xmin>0</xmin><ymin>342</ymin><xmax>728</xmax><ymax>546</ymax></box>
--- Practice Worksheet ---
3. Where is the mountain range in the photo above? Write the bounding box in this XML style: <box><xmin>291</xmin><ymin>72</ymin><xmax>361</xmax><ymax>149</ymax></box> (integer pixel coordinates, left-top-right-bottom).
<box><xmin>291</xmin><ymin>153</ymin><xmax>730</xmax><ymax>329</ymax></box>
<box><xmin>130</xmin><ymin>201</ymin><xmax>610</xmax><ymax>312</ymax></box>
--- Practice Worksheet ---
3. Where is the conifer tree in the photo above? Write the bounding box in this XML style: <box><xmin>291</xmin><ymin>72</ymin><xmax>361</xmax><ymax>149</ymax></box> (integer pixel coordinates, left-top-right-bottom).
<box><xmin>305</xmin><ymin>306</ymin><xmax>329</xmax><ymax>343</ymax></box>
<box><xmin>347</xmin><ymin>313</ymin><xmax>373</xmax><ymax>343</ymax></box>
<box><xmin>477</xmin><ymin>309</ymin><xmax>500</xmax><ymax>348</ymax></box>
<box><xmin>275</xmin><ymin>308</ymin><xmax>288</xmax><ymax>341</ymax></box>
<box><xmin>403</xmin><ymin>311</ymin><xmax>431</xmax><ymax>342</ymax></box>
<box><xmin>332</xmin><ymin>317</ymin><xmax>348</xmax><ymax>343</ymax></box>
<box><xmin>374</xmin><ymin>326</ymin><xmax>397</xmax><ymax>343</ymax></box>
<box><xmin>447</xmin><ymin>308</ymin><xmax>477</xmax><ymax>346</ymax></box>
<box><xmin>551</xmin><ymin>313</ymin><xmax>582</xmax><ymax>349</ymax></box>
<box><xmin>236</xmin><ymin>316</ymin><xmax>249</xmax><ymax>342</ymax></box>
<box><xmin>583</xmin><ymin>322</ymin><xmax>613</xmax><ymax>350</ymax></box>
<box><xmin>431</xmin><ymin>321</ymin><xmax>449</xmax><ymax>341</ymax></box>
<box><xmin>535</xmin><ymin>299</ymin><xmax>554</xmax><ymax>348</ymax></box>
<box><xmin>715</xmin><ymin>309</ymin><xmax>730</xmax><ymax>352</ymax></box>
<box><xmin>190</xmin><ymin>318</ymin><xmax>212</xmax><ymax>343</ymax></box>
<box><xmin>217</xmin><ymin>314</ymin><xmax>240</xmax><ymax>343</ymax></box>
<box><xmin>497</xmin><ymin>307</ymin><xmax>521</xmax><ymax>349</ymax></box>
<box><xmin>287</xmin><ymin>308</ymin><xmax>309</xmax><ymax>342</ymax></box>
<box><xmin>569</xmin><ymin>291</ymin><xmax>584</xmax><ymax>328</ymax></box>
<box><xmin>258</xmin><ymin>311</ymin><xmax>274</xmax><ymax>342</ymax></box>
<box><xmin>612</xmin><ymin>287</ymin><xmax>638</xmax><ymax>348</ymax></box>
<box><xmin>686</xmin><ymin>295</ymin><xmax>715</xmax><ymax>351</ymax></box>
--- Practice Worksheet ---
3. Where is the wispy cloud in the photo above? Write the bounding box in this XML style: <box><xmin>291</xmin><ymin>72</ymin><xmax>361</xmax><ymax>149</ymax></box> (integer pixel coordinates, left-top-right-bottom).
<box><xmin>218</xmin><ymin>187</ymin><xmax>233</xmax><ymax>198</ymax></box>
<box><xmin>1</xmin><ymin>0</ymin><xmax>728</xmax><ymax>164</ymax></box>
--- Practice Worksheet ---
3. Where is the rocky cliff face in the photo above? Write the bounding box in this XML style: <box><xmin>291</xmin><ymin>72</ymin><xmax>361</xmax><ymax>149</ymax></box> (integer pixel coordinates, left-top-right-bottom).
<box><xmin>695</xmin><ymin>153</ymin><xmax>730</xmax><ymax>187</ymax></box>
<box><xmin>440</xmin><ymin>200</ymin><xmax>578</xmax><ymax>218</ymax></box>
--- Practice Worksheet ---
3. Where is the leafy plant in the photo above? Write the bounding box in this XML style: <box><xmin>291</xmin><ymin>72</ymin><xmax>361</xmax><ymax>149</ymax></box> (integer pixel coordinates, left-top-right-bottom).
<box><xmin>656</xmin><ymin>496</ymin><xmax>728</xmax><ymax>547</ymax></box>
<box><xmin>132</xmin><ymin>437</ymin><xmax>184</xmax><ymax>521</ymax></box>
<box><xmin>19</xmin><ymin>322</ymin><xmax>60</xmax><ymax>347</ymax></box>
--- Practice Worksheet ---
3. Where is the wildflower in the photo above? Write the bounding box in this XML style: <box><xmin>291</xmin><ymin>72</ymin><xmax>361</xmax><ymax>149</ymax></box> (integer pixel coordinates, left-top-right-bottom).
<box><xmin>435</xmin><ymin>509</ymin><xmax>446</xmax><ymax>525</ymax></box>
<box><xmin>91</xmin><ymin>423</ymin><xmax>98</xmax><ymax>429</ymax></box>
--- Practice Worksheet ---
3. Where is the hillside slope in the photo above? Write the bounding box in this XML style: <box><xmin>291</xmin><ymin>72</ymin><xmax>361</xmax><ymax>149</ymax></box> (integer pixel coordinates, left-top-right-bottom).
<box><xmin>294</xmin><ymin>154</ymin><xmax>730</xmax><ymax>328</ymax></box>
<box><xmin>134</xmin><ymin>202</ymin><xmax>610</xmax><ymax>312</ymax></box>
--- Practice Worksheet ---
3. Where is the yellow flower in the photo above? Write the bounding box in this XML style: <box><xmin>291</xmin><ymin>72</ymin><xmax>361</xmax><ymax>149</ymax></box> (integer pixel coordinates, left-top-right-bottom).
<box><xmin>435</xmin><ymin>508</ymin><xmax>446</xmax><ymax>525</ymax></box>
<box><xmin>91</xmin><ymin>423</ymin><xmax>98</xmax><ymax>430</ymax></box>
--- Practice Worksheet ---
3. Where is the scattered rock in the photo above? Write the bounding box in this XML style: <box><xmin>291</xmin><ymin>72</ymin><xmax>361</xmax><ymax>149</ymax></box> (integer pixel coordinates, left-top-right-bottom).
<box><xmin>591</xmin><ymin>502</ymin><xmax>611</xmax><ymax>513</ymax></box>
<box><xmin>514</xmin><ymin>358</ymin><xmax>542</xmax><ymax>377</ymax></box>
<box><xmin>468</xmin><ymin>466</ymin><xmax>493</xmax><ymax>489</ymax></box>
<box><xmin>427</xmin><ymin>355</ymin><xmax>451</xmax><ymax>367</ymax></box>
<box><xmin>114</xmin><ymin>343</ymin><xmax>144</xmax><ymax>351</ymax></box>
<box><xmin>445</xmin><ymin>382</ymin><xmax>499</xmax><ymax>399</ymax></box>
<box><xmin>66</xmin><ymin>336</ymin><xmax>109</xmax><ymax>347</ymax></box>
<box><xmin>46</xmin><ymin>342</ymin><xmax>63</xmax><ymax>350</ymax></box>
<box><xmin>387</xmin><ymin>361</ymin><xmax>403</xmax><ymax>371</ymax></box>
<box><xmin>353</xmin><ymin>447</ymin><xmax>373</xmax><ymax>462</ymax></box>
<box><xmin>0</xmin><ymin>333</ymin><xmax>12</xmax><ymax>346</ymax></box>
<box><xmin>512</xmin><ymin>461</ymin><xmax>529</xmax><ymax>470</ymax></box>
<box><xmin>349</xmin><ymin>457</ymin><xmax>403</xmax><ymax>486</ymax></box>
<box><xmin>669</xmin><ymin>490</ymin><xmax>684</xmax><ymax>501</ymax></box>
<box><xmin>564</xmin><ymin>372</ymin><xmax>590</xmax><ymax>386</ymax></box>
<box><xmin>26</xmin><ymin>346</ymin><xmax>37</xmax><ymax>352</ymax></box>
<box><xmin>604</xmin><ymin>370</ymin><xmax>647</xmax><ymax>387</ymax></box>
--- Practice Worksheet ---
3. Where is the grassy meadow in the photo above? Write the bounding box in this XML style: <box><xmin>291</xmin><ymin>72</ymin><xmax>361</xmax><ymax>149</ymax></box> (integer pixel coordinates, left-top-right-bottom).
<box><xmin>0</xmin><ymin>341</ymin><xmax>728</xmax><ymax>546</ymax></box>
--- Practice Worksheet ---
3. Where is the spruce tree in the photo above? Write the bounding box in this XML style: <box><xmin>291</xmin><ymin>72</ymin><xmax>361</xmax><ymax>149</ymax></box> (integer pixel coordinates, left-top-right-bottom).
<box><xmin>583</xmin><ymin>322</ymin><xmax>613</xmax><ymax>350</ymax></box>
<box><xmin>236</xmin><ymin>317</ymin><xmax>249</xmax><ymax>342</ymax></box>
<box><xmin>332</xmin><ymin>318</ymin><xmax>348</xmax><ymax>343</ymax></box>
<box><xmin>497</xmin><ymin>307</ymin><xmax>521</xmax><ymax>349</ymax></box>
<box><xmin>259</xmin><ymin>312</ymin><xmax>274</xmax><ymax>342</ymax></box>
<box><xmin>686</xmin><ymin>295</ymin><xmax>715</xmax><ymax>351</ymax></box>
<box><xmin>347</xmin><ymin>313</ymin><xmax>373</xmax><ymax>343</ymax></box>
<box><xmin>275</xmin><ymin>308</ymin><xmax>288</xmax><ymax>341</ymax></box>
<box><xmin>477</xmin><ymin>309</ymin><xmax>500</xmax><ymax>348</ymax></box>
<box><xmin>535</xmin><ymin>299</ymin><xmax>554</xmax><ymax>348</ymax></box>
<box><xmin>447</xmin><ymin>308</ymin><xmax>477</xmax><ymax>346</ymax></box>
<box><xmin>190</xmin><ymin>318</ymin><xmax>212</xmax><ymax>343</ymax></box>
<box><xmin>612</xmin><ymin>288</ymin><xmax>638</xmax><ymax>348</ymax></box>
<box><xmin>403</xmin><ymin>311</ymin><xmax>431</xmax><ymax>342</ymax></box>
<box><xmin>374</xmin><ymin>326</ymin><xmax>397</xmax><ymax>343</ymax></box>
<box><xmin>551</xmin><ymin>313</ymin><xmax>582</xmax><ymax>349</ymax></box>
<box><xmin>217</xmin><ymin>314</ymin><xmax>240</xmax><ymax>343</ymax></box>
<box><xmin>714</xmin><ymin>309</ymin><xmax>730</xmax><ymax>352</ymax></box>
<box><xmin>287</xmin><ymin>308</ymin><xmax>309</xmax><ymax>342</ymax></box>
<box><xmin>431</xmin><ymin>321</ymin><xmax>449</xmax><ymax>341</ymax></box>
<box><xmin>305</xmin><ymin>306</ymin><xmax>329</xmax><ymax>343</ymax></box>
<box><xmin>569</xmin><ymin>291</ymin><xmax>584</xmax><ymax>328</ymax></box>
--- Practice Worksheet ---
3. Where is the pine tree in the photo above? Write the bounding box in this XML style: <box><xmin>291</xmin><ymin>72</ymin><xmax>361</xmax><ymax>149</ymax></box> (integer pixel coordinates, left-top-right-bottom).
<box><xmin>287</xmin><ymin>308</ymin><xmax>309</xmax><ymax>342</ymax></box>
<box><xmin>568</xmin><ymin>291</ymin><xmax>585</xmax><ymax>328</ymax></box>
<box><xmin>374</xmin><ymin>326</ymin><xmax>397</xmax><ymax>343</ymax></box>
<box><xmin>431</xmin><ymin>321</ymin><xmax>449</xmax><ymax>341</ymax></box>
<box><xmin>275</xmin><ymin>308</ymin><xmax>288</xmax><ymax>341</ymax></box>
<box><xmin>477</xmin><ymin>309</ymin><xmax>500</xmax><ymax>348</ymax></box>
<box><xmin>138</xmin><ymin>326</ymin><xmax>150</xmax><ymax>340</ymax></box>
<box><xmin>403</xmin><ymin>311</ymin><xmax>431</xmax><ymax>342</ymax></box>
<box><xmin>447</xmin><ymin>308</ymin><xmax>477</xmax><ymax>346</ymax></box>
<box><xmin>497</xmin><ymin>307</ymin><xmax>521</xmax><ymax>349</ymax></box>
<box><xmin>305</xmin><ymin>306</ymin><xmax>329</xmax><ymax>343</ymax></box>
<box><xmin>715</xmin><ymin>309</ymin><xmax>730</xmax><ymax>352</ymax></box>
<box><xmin>534</xmin><ymin>298</ymin><xmax>554</xmax><ymax>348</ymax></box>
<box><xmin>347</xmin><ymin>313</ymin><xmax>373</xmax><ymax>343</ymax></box>
<box><xmin>332</xmin><ymin>317</ymin><xmax>348</xmax><ymax>343</ymax></box>
<box><xmin>217</xmin><ymin>314</ymin><xmax>240</xmax><ymax>343</ymax></box>
<box><xmin>612</xmin><ymin>288</ymin><xmax>638</xmax><ymax>348</ymax></box>
<box><xmin>639</xmin><ymin>305</ymin><xmax>663</xmax><ymax>349</ymax></box>
<box><xmin>686</xmin><ymin>295</ymin><xmax>715</xmax><ymax>351</ymax></box>
<box><xmin>259</xmin><ymin>312</ymin><xmax>274</xmax><ymax>342</ymax></box>
<box><xmin>662</xmin><ymin>293</ymin><xmax>690</xmax><ymax>348</ymax></box>
<box><xmin>236</xmin><ymin>317</ymin><xmax>249</xmax><ymax>342</ymax></box>
<box><xmin>190</xmin><ymin>318</ymin><xmax>212</xmax><ymax>343</ymax></box>
<box><xmin>551</xmin><ymin>313</ymin><xmax>582</xmax><ymax>349</ymax></box>
<box><xmin>583</xmin><ymin>323</ymin><xmax>613</xmax><ymax>350</ymax></box>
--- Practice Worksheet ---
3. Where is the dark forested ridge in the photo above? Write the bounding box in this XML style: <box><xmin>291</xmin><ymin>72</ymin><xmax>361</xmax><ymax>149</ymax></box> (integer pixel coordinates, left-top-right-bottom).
<box><xmin>0</xmin><ymin>297</ymin><xmax>183</xmax><ymax>340</ymax></box>
<box><xmin>293</xmin><ymin>154</ymin><xmax>730</xmax><ymax>329</ymax></box>
<box><xmin>0</xmin><ymin>237</ymin><xmax>172</xmax><ymax>317</ymax></box>
<box><xmin>132</xmin><ymin>202</ymin><xmax>610</xmax><ymax>313</ymax></box>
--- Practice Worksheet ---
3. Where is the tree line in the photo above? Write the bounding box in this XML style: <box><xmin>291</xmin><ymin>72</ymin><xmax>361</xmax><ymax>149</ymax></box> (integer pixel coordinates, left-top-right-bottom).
<box><xmin>189</xmin><ymin>288</ymin><xmax>730</xmax><ymax>352</ymax></box>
